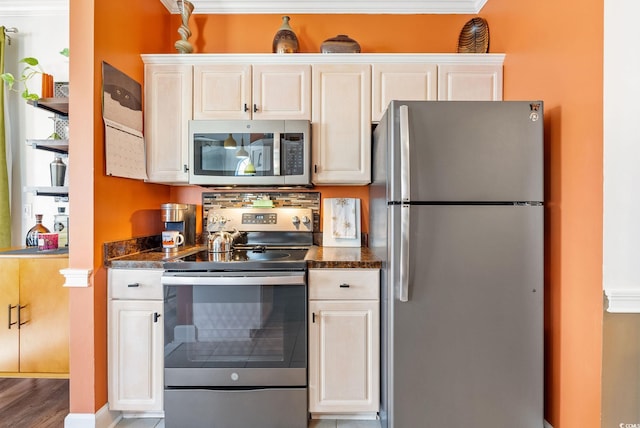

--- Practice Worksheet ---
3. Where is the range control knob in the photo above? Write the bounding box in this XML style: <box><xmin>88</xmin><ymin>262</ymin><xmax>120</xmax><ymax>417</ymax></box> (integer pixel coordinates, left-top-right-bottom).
<box><xmin>291</xmin><ymin>216</ymin><xmax>300</xmax><ymax>225</ymax></box>
<box><xmin>302</xmin><ymin>216</ymin><xmax>311</xmax><ymax>226</ymax></box>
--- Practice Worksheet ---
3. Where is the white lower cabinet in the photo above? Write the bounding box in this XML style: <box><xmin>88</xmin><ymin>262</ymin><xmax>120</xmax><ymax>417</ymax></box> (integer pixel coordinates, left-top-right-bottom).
<box><xmin>308</xmin><ymin>268</ymin><xmax>380</xmax><ymax>417</ymax></box>
<box><xmin>108</xmin><ymin>269</ymin><xmax>164</xmax><ymax>413</ymax></box>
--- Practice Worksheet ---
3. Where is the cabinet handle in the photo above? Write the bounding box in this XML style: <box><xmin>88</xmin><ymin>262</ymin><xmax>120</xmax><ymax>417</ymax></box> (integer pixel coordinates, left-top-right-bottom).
<box><xmin>17</xmin><ymin>305</ymin><xmax>27</xmax><ymax>328</ymax></box>
<box><xmin>339</xmin><ymin>283</ymin><xmax>350</xmax><ymax>288</ymax></box>
<box><xmin>7</xmin><ymin>304</ymin><xmax>17</xmax><ymax>329</ymax></box>
<box><xmin>312</xmin><ymin>312</ymin><xmax>316</xmax><ymax>323</ymax></box>
<box><xmin>183</xmin><ymin>164</ymin><xmax>189</xmax><ymax>173</ymax></box>
<box><xmin>314</xmin><ymin>165</ymin><xmax>318</xmax><ymax>173</ymax></box>
<box><xmin>153</xmin><ymin>312</ymin><xmax>162</xmax><ymax>323</ymax></box>
<box><xmin>244</xmin><ymin>103</ymin><xmax>249</xmax><ymax>112</ymax></box>
<box><xmin>253</xmin><ymin>104</ymin><xmax>258</xmax><ymax>113</ymax></box>
<box><xmin>127</xmin><ymin>283</ymin><xmax>140</xmax><ymax>288</ymax></box>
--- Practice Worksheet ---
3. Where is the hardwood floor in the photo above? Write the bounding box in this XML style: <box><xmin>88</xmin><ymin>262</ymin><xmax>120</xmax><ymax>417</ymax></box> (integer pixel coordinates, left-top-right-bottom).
<box><xmin>0</xmin><ymin>377</ymin><xmax>69</xmax><ymax>428</ymax></box>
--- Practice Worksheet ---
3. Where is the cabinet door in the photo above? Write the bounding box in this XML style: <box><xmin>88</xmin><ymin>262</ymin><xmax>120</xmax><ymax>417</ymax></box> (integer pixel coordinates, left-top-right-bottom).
<box><xmin>309</xmin><ymin>300</ymin><xmax>380</xmax><ymax>414</ymax></box>
<box><xmin>372</xmin><ymin>63</ymin><xmax>437</xmax><ymax>122</ymax></box>
<box><xmin>19</xmin><ymin>258</ymin><xmax>69</xmax><ymax>373</ymax></box>
<box><xmin>194</xmin><ymin>64</ymin><xmax>252</xmax><ymax>120</ymax></box>
<box><xmin>0</xmin><ymin>259</ymin><xmax>20</xmax><ymax>372</ymax></box>
<box><xmin>438</xmin><ymin>64</ymin><xmax>503</xmax><ymax>101</ymax></box>
<box><xmin>312</xmin><ymin>64</ymin><xmax>371</xmax><ymax>185</ymax></box>
<box><xmin>145</xmin><ymin>64</ymin><xmax>192</xmax><ymax>183</ymax></box>
<box><xmin>252</xmin><ymin>64</ymin><xmax>311</xmax><ymax>120</ymax></box>
<box><xmin>108</xmin><ymin>300</ymin><xmax>163</xmax><ymax>412</ymax></box>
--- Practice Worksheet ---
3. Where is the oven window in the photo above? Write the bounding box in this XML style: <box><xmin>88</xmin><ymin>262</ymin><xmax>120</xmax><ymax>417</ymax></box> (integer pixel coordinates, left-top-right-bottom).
<box><xmin>164</xmin><ymin>283</ymin><xmax>306</xmax><ymax>369</ymax></box>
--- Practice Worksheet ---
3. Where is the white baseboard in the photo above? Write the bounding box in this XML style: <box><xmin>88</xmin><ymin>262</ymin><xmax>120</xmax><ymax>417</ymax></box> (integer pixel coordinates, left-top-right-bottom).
<box><xmin>64</xmin><ymin>404</ymin><xmax>121</xmax><ymax>428</ymax></box>
<box><xmin>544</xmin><ymin>420</ymin><xmax>554</xmax><ymax>428</ymax></box>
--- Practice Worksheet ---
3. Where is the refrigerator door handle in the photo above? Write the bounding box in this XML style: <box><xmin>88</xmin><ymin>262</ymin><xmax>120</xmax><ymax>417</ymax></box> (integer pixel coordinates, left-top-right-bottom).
<box><xmin>398</xmin><ymin>104</ymin><xmax>411</xmax><ymax>302</ymax></box>
<box><xmin>399</xmin><ymin>104</ymin><xmax>411</xmax><ymax>202</ymax></box>
<box><xmin>399</xmin><ymin>205</ymin><xmax>410</xmax><ymax>302</ymax></box>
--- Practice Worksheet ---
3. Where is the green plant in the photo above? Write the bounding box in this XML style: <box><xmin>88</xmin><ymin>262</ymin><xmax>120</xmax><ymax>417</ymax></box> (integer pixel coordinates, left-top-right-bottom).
<box><xmin>0</xmin><ymin>48</ymin><xmax>69</xmax><ymax>101</ymax></box>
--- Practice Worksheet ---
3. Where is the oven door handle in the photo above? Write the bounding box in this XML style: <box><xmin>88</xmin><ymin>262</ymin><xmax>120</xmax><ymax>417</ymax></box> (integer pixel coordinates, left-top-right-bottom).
<box><xmin>161</xmin><ymin>274</ymin><xmax>306</xmax><ymax>287</ymax></box>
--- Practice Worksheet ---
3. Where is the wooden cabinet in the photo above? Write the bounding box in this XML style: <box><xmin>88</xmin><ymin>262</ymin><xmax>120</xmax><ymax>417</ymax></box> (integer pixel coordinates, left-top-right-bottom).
<box><xmin>144</xmin><ymin>63</ymin><xmax>193</xmax><ymax>183</ymax></box>
<box><xmin>193</xmin><ymin>63</ymin><xmax>311</xmax><ymax>120</ymax></box>
<box><xmin>308</xmin><ymin>268</ymin><xmax>380</xmax><ymax>417</ymax></box>
<box><xmin>0</xmin><ymin>257</ymin><xmax>69</xmax><ymax>375</ymax></box>
<box><xmin>372</xmin><ymin>63</ymin><xmax>437</xmax><ymax>122</ymax></box>
<box><xmin>141</xmin><ymin>54</ymin><xmax>504</xmax><ymax>186</ymax></box>
<box><xmin>438</xmin><ymin>63</ymin><xmax>503</xmax><ymax>101</ymax></box>
<box><xmin>311</xmin><ymin>64</ymin><xmax>372</xmax><ymax>185</ymax></box>
<box><xmin>108</xmin><ymin>268</ymin><xmax>163</xmax><ymax>413</ymax></box>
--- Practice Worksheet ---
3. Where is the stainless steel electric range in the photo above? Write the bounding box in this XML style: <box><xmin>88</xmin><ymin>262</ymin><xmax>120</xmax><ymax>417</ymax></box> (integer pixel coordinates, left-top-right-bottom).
<box><xmin>161</xmin><ymin>207</ymin><xmax>313</xmax><ymax>428</ymax></box>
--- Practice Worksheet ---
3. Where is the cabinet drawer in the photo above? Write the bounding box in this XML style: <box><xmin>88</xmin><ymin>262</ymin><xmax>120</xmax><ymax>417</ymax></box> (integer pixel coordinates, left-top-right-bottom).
<box><xmin>108</xmin><ymin>269</ymin><xmax>163</xmax><ymax>300</ymax></box>
<box><xmin>308</xmin><ymin>269</ymin><xmax>379</xmax><ymax>300</ymax></box>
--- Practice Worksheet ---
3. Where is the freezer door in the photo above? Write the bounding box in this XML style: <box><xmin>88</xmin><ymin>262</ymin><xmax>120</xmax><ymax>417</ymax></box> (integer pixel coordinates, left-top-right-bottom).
<box><xmin>382</xmin><ymin>204</ymin><xmax>543</xmax><ymax>427</ymax></box>
<box><xmin>387</xmin><ymin>100</ymin><xmax>544</xmax><ymax>203</ymax></box>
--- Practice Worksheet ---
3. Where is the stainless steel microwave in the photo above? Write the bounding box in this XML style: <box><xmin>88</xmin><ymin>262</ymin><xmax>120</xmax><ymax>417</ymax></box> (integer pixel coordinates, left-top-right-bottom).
<box><xmin>188</xmin><ymin>120</ymin><xmax>311</xmax><ymax>186</ymax></box>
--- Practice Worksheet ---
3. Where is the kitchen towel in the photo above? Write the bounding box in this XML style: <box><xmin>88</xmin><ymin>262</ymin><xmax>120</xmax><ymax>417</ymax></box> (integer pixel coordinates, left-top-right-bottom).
<box><xmin>329</xmin><ymin>198</ymin><xmax>358</xmax><ymax>239</ymax></box>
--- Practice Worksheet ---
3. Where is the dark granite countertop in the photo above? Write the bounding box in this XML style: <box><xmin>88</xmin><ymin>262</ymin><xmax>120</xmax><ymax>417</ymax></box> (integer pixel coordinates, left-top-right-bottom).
<box><xmin>106</xmin><ymin>245</ymin><xmax>381</xmax><ymax>270</ymax></box>
<box><xmin>305</xmin><ymin>246</ymin><xmax>381</xmax><ymax>269</ymax></box>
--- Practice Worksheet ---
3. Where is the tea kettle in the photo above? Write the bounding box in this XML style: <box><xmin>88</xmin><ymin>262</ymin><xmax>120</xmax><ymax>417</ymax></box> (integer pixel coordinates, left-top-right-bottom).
<box><xmin>208</xmin><ymin>228</ymin><xmax>245</xmax><ymax>253</ymax></box>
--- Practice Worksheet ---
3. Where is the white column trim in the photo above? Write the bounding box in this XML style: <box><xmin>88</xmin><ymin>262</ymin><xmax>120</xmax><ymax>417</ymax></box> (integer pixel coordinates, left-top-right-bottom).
<box><xmin>60</xmin><ymin>268</ymin><xmax>93</xmax><ymax>288</ymax></box>
<box><xmin>604</xmin><ymin>289</ymin><xmax>640</xmax><ymax>313</ymax></box>
<box><xmin>64</xmin><ymin>404</ymin><xmax>121</xmax><ymax>428</ymax></box>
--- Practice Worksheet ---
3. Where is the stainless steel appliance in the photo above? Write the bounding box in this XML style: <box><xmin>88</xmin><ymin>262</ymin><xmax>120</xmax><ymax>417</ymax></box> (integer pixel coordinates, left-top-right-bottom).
<box><xmin>370</xmin><ymin>101</ymin><xmax>544</xmax><ymax>427</ymax></box>
<box><xmin>161</xmin><ymin>203</ymin><xmax>196</xmax><ymax>247</ymax></box>
<box><xmin>161</xmin><ymin>207</ymin><xmax>313</xmax><ymax>428</ymax></box>
<box><xmin>188</xmin><ymin>120</ymin><xmax>311</xmax><ymax>186</ymax></box>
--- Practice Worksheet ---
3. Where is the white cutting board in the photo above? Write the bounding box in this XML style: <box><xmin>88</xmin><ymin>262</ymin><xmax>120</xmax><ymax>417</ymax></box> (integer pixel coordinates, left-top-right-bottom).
<box><xmin>322</xmin><ymin>198</ymin><xmax>361</xmax><ymax>247</ymax></box>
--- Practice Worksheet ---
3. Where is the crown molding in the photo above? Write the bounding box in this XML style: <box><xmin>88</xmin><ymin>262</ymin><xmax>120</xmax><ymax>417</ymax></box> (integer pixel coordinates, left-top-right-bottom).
<box><xmin>0</xmin><ymin>0</ymin><xmax>68</xmax><ymax>16</ymax></box>
<box><xmin>159</xmin><ymin>0</ymin><xmax>488</xmax><ymax>14</ymax></box>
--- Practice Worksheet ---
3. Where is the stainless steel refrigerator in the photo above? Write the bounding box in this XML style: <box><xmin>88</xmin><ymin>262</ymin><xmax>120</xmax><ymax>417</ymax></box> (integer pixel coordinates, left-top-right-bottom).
<box><xmin>370</xmin><ymin>100</ymin><xmax>544</xmax><ymax>427</ymax></box>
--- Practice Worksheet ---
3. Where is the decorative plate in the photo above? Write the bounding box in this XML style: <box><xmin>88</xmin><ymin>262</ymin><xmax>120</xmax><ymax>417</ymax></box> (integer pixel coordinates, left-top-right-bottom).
<box><xmin>457</xmin><ymin>17</ymin><xmax>489</xmax><ymax>53</ymax></box>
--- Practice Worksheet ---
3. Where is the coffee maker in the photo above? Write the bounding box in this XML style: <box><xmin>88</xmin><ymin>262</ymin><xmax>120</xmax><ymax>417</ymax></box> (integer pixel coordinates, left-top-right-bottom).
<box><xmin>161</xmin><ymin>203</ymin><xmax>196</xmax><ymax>247</ymax></box>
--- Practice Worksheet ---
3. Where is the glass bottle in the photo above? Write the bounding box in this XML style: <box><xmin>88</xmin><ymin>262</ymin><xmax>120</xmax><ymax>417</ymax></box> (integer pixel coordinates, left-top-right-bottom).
<box><xmin>54</xmin><ymin>207</ymin><xmax>69</xmax><ymax>247</ymax></box>
<box><xmin>26</xmin><ymin>214</ymin><xmax>50</xmax><ymax>247</ymax></box>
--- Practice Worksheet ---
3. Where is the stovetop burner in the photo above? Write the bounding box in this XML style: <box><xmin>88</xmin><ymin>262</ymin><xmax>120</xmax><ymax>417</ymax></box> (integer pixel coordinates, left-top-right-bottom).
<box><xmin>163</xmin><ymin>247</ymin><xmax>310</xmax><ymax>272</ymax></box>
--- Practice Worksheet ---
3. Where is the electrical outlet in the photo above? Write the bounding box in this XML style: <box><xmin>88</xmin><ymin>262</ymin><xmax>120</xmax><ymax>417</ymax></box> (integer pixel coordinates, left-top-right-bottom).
<box><xmin>23</xmin><ymin>204</ymin><xmax>32</xmax><ymax>219</ymax></box>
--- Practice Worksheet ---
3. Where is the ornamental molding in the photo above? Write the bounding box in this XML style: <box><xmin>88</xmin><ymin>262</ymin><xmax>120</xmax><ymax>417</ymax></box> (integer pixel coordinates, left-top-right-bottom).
<box><xmin>159</xmin><ymin>0</ymin><xmax>488</xmax><ymax>15</ymax></box>
<box><xmin>605</xmin><ymin>288</ymin><xmax>640</xmax><ymax>313</ymax></box>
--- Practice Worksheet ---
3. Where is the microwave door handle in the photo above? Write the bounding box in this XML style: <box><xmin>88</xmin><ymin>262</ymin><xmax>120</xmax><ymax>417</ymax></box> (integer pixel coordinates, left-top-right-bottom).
<box><xmin>273</xmin><ymin>134</ymin><xmax>281</xmax><ymax>176</ymax></box>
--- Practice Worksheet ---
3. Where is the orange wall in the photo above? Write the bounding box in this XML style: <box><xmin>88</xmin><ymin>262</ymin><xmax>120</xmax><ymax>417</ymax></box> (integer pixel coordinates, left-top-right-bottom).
<box><xmin>69</xmin><ymin>0</ymin><xmax>172</xmax><ymax>412</ymax></box>
<box><xmin>71</xmin><ymin>1</ymin><xmax>603</xmax><ymax>426</ymax></box>
<box><xmin>481</xmin><ymin>1</ymin><xmax>604</xmax><ymax>426</ymax></box>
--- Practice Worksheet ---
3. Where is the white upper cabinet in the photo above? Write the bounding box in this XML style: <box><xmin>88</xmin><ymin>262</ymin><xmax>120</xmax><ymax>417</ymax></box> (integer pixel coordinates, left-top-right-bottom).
<box><xmin>193</xmin><ymin>64</ymin><xmax>251</xmax><ymax>120</ymax></box>
<box><xmin>312</xmin><ymin>64</ymin><xmax>372</xmax><ymax>185</ymax></box>
<box><xmin>438</xmin><ymin>63</ymin><xmax>503</xmax><ymax>101</ymax></box>
<box><xmin>144</xmin><ymin>63</ymin><xmax>193</xmax><ymax>184</ymax></box>
<box><xmin>253</xmin><ymin>64</ymin><xmax>311</xmax><ymax>120</ymax></box>
<box><xmin>141</xmin><ymin>54</ymin><xmax>504</xmax><ymax>186</ymax></box>
<box><xmin>372</xmin><ymin>63</ymin><xmax>437</xmax><ymax>122</ymax></box>
<box><xmin>193</xmin><ymin>64</ymin><xmax>311</xmax><ymax>120</ymax></box>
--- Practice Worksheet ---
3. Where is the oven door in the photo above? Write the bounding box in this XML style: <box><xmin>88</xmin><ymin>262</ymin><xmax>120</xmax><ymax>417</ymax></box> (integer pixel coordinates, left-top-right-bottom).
<box><xmin>161</xmin><ymin>271</ymin><xmax>307</xmax><ymax>388</ymax></box>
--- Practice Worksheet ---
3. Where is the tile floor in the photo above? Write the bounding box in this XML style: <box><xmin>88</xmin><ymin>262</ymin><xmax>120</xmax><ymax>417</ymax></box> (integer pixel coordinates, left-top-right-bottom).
<box><xmin>114</xmin><ymin>417</ymin><xmax>381</xmax><ymax>428</ymax></box>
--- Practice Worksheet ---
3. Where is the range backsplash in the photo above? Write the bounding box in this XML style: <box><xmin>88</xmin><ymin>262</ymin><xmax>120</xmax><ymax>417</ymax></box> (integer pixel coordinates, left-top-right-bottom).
<box><xmin>202</xmin><ymin>191</ymin><xmax>321</xmax><ymax>232</ymax></box>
